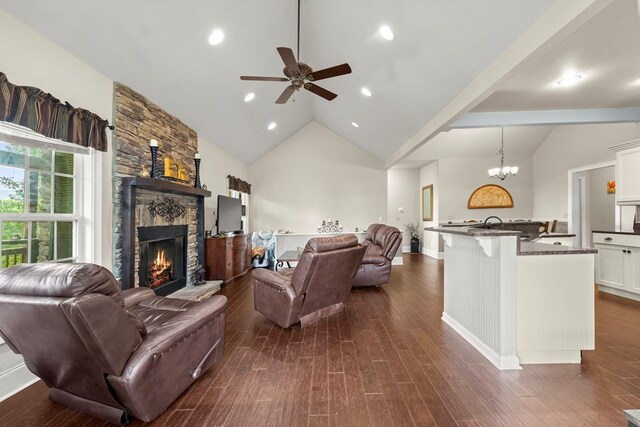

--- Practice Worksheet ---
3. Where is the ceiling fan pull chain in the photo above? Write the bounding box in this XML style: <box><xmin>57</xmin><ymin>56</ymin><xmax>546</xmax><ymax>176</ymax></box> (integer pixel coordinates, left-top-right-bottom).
<box><xmin>297</xmin><ymin>0</ymin><xmax>301</xmax><ymax>59</ymax></box>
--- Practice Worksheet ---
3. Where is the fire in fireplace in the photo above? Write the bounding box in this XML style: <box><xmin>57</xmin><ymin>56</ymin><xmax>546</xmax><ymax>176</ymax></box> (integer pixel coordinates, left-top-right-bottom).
<box><xmin>138</xmin><ymin>225</ymin><xmax>188</xmax><ymax>296</ymax></box>
<box><xmin>149</xmin><ymin>244</ymin><xmax>173</xmax><ymax>289</ymax></box>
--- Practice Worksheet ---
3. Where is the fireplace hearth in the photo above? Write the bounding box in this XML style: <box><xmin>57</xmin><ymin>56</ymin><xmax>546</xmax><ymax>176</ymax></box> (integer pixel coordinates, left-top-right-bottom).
<box><xmin>138</xmin><ymin>225</ymin><xmax>187</xmax><ymax>296</ymax></box>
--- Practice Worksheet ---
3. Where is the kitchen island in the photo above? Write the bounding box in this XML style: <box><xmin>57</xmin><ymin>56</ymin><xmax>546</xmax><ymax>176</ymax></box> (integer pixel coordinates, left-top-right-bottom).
<box><xmin>427</xmin><ymin>227</ymin><xmax>597</xmax><ymax>370</ymax></box>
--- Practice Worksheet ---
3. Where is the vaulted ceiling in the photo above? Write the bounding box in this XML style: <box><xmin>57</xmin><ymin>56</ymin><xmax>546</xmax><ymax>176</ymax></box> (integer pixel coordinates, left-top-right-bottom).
<box><xmin>0</xmin><ymin>0</ymin><xmax>557</xmax><ymax>164</ymax></box>
<box><xmin>394</xmin><ymin>0</ymin><xmax>640</xmax><ymax>169</ymax></box>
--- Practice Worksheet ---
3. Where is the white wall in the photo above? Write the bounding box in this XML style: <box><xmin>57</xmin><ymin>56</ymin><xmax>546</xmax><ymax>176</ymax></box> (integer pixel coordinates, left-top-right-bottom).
<box><xmin>0</xmin><ymin>9</ymin><xmax>116</xmax><ymax>400</ymax></box>
<box><xmin>583</xmin><ymin>166</ymin><xmax>616</xmax><ymax>247</ymax></box>
<box><xmin>249</xmin><ymin>121</ymin><xmax>387</xmax><ymax>233</ymax></box>
<box><xmin>387</xmin><ymin>169</ymin><xmax>420</xmax><ymax>250</ymax></box>
<box><xmin>197</xmin><ymin>136</ymin><xmax>250</xmax><ymax>232</ymax></box>
<box><xmin>0</xmin><ymin>9</ymin><xmax>114</xmax><ymax>270</ymax></box>
<box><xmin>533</xmin><ymin>123</ymin><xmax>640</xmax><ymax>219</ymax></box>
<box><xmin>438</xmin><ymin>155</ymin><xmax>534</xmax><ymax>221</ymax></box>
<box><xmin>420</xmin><ymin>161</ymin><xmax>440</xmax><ymax>257</ymax></box>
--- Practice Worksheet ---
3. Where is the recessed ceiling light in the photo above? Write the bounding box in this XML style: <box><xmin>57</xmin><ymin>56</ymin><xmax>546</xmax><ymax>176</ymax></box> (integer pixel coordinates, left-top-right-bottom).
<box><xmin>361</xmin><ymin>87</ymin><xmax>372</xmax><ymax>97</ymax></box>
<box><xmin>208</xmin><ymin>29</ymin><xmax>224</xmax><ymax>46</ymax></box>
<box><xmin>378</xmin><ymin>25</ymin><xmax>395</xmax><ymax>41</ymax></box>
<box><xmin>557</xmin><ymin>74</ymin><xmax>582</xmax><ymax>87</ymax></box>
<box><xmin>267</xmin><ymin>122</ymin><xmax>277</xmax><ymax>130</ymax></box>
<box><xmin>351</xmin><ymin>122</ymin><xmax>359</xmax><ymax>128</ymax></box>
<box><xmin>244</xmin><ymin>92</ymin><xmax>255</xmax><ymax>102</ymax></box>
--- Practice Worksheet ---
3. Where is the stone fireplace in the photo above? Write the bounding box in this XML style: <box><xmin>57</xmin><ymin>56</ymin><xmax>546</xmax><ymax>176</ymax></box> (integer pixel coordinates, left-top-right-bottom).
<box><xmin>111</xmin><ymin>83</ymin><xmax>210</xmax><ymax>292</ymax></box>
<box><xmin>116</xmin><ymin>178</ymin><xmax>210</xmax><ymax>292</ymax></box>
<box><xmin>138</xmin><ymin>225</ymin><xmax>187</xmax><ymax>296</ymax></box>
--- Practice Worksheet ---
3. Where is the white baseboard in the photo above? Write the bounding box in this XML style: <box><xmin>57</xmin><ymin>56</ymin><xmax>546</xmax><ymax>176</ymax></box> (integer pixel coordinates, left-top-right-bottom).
<box><xmin>392</xmin><ymin>256</ymin><xmax>403</xmax><ymax>266</ymax></box>
<box><xmin>422</xmin><ymin>247</ymin><xmax>444</xmax><ymax>259</ymax></box>
<box><xmin>0</xmin><ymin>362</ymin><xmax>38</xmax><ymax>402</ymax></box>
<box><xmin>401</xmin><ymin>245</ymin><xmax>411</xmax><ymax>253</ymax></box>
<box><xmin>442</xmin><ymin>312</ymin><xmax>521</xmax><ymax>370</ymax></box>
<box><xmin>598</xmin><ymin>285</ymin><xmax>640</xmax><ymax>302</ymax></box>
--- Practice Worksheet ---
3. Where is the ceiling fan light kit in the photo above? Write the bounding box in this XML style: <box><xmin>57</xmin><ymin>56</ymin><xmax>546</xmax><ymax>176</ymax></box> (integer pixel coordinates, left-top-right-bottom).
<box><xmin>240</xmin><ymin>0</ymin><xmax>352</xmax><ymax>104</ymax></box>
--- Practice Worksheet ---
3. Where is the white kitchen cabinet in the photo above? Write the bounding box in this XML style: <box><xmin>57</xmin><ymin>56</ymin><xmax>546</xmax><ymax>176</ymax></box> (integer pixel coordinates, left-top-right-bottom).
<box><xmin>595</xmin><ymin>243</ymin><xmax>626</xmax><ymax>289</ymax></box>
<box><xmin>610</xmin><ymin>139</ymin><xmax>640</xmax><ymax>205</ymax></box>
<box><xmin>628</xmin><ymin>247</ymin><xmax>640</xmax><ymax>294</ymax></box>
<box><xmin>594</xmin><ymin>232</ymin><xmax>640</xmax><ymax>299</ymax></box>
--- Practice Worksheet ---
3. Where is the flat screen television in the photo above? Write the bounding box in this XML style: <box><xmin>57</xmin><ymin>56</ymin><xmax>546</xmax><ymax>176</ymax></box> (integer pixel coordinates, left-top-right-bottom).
<box><xmin>217</xmin><ymin>195</ymin><xmax>242</xmax><ymax>234</ymax></box>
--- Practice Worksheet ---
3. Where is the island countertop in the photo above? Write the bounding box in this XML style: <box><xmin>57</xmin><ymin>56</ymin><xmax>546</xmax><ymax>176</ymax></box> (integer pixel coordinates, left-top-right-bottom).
<box><xmin>536</xmin><ymin>233</ymin><xmax>575</xmax><ymax>239</ymax></box>
<box><xmin>517</xmin><ymin>242</ymin><xmax>597</xmax><ymax>256</ymax></box>
<box><xmin>427</xmin><ymin>227</ymin><xmax>596</xmax><ymax>256</ymax></box>
<box><xmin>430</xmin><ymin>223</ymin><xmax>595</xmax><ymax>369</ymax></box>
<box><xmin>426</xmin><ymin>226</ymin><xmax>521</xmax><ymax>237</ymax></box>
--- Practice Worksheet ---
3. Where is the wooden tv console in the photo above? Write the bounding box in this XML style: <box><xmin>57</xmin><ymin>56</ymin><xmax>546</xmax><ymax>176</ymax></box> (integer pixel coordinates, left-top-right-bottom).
<box><xmin>204</xmin><ymin>234</ymin><xmax>251</xmax><ymax>283</ymax></box>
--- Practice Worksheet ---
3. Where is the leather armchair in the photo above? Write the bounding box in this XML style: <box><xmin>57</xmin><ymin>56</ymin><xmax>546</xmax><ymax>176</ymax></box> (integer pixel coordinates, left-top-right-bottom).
<box><xmin>252</xmin><ymin>234</ymin><xmax>365</xmax><ymax>328</ymax></box>
<box><xmin>0</xmin><ymin>263</ymin><xmax>227</xmax><ymax>425</ymax></box>
<box><xmin>354</xmin><ymin>223</ymin><xmax>402</xmax><ymax>287</ymax></box>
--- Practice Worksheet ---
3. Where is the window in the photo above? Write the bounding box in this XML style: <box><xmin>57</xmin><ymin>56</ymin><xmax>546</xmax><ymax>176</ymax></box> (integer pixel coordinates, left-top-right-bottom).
<box><xmin>0</xmin><ymin>138</ymin><xmax>81</xmax><ymax>268</ymax></box>
<box><xmin>228</xmin><ymin>189</ymin><xmax>249</xmax><ymax>234</ymax></box>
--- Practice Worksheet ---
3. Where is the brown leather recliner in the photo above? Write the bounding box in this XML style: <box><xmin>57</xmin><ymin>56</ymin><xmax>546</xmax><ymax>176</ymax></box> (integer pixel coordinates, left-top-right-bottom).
<box><xmin>252</xmin><ymin>234</ymin><xmax>365</xmax><ymax>328</ymax></box>
<box><xmin>354</xmin><ymin>223</ymin><xmax>402</xmax><ymax>287</ymax></box>
<box><xmin>0</xmin><ymin>263</ymin><xmax>227</xmax><ymax>425</ymax></box>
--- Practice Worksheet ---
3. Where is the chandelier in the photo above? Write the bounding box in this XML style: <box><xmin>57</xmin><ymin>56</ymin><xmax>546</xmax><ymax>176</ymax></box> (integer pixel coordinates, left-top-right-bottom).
<box><xmin>488</xmin><ymin>127</ymin><xmax>518</xmax><ymax>180</ymax></box>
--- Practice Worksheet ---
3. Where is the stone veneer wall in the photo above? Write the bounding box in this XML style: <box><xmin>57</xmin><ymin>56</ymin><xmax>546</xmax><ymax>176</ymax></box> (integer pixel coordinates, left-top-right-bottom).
<box><xmin>112</xmin><ymin>83</ymin><xmax>199</xmax><ymax>285</ymax></box>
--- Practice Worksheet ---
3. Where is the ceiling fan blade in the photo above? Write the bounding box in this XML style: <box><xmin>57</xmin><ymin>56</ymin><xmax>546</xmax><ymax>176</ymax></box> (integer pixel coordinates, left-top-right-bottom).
<box><xmin>304</xmin><ymin>83</ymin><xmax>337</xmax><ymax>101</ymax></box>
<box><xmin>240</xmin><ymin>76</ymin><xmax>289</xmax><ymax>82</ymax></box>
<box><xmin>277</xmin><ymin>47</ymin><xmax>301</xmax><ymax>75</ymax></box>
<box><xmin>308</xmin><ymin>63</ymin><xmax>352</xmax><ymax>81</ymax></box>
<box><xmin>275</xmin><ymin>85</ymin><xmax>296</xmax><ymax>104</ymax></box>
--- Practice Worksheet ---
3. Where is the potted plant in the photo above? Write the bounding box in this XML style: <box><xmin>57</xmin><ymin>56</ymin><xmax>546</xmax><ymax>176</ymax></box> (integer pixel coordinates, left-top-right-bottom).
<box><xmin>405</xmin><ymin>222</ymin><xmax>421</xmax><ymax>253</ymax></box>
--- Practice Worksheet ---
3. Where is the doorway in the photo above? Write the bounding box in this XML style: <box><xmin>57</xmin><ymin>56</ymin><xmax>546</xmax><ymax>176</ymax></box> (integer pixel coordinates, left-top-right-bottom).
<box><xmin>568</xmin><ymin>161</ymin><xmax>628</xmax><ymax>248</ymax></box>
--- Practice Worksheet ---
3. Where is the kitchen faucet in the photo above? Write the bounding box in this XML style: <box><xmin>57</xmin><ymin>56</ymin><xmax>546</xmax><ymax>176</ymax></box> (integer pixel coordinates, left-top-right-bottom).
<box><xmin>483</xmin><ymin>216</ymin><xmax>504</xmax><ymax>229</ymax></box>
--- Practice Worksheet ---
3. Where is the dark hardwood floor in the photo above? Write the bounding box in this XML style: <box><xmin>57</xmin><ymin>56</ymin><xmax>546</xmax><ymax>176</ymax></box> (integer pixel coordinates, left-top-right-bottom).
<box><xmin>2</xmin><ymin>254</ymin><xmax>640</xmax><ymax>426</ymax></box>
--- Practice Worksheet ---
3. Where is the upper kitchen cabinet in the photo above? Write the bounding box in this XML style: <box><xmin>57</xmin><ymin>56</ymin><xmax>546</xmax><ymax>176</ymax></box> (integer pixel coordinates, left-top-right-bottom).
<box><xmin>611</xmin><ymin>139</ymin><xmax>640</xmax><ymax>205</ymax></box>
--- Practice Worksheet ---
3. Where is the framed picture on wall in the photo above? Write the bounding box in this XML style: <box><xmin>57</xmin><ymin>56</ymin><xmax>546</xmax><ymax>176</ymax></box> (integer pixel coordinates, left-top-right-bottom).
<box><xmin>422</xmin><ymin>185</ymin><xmax>433</xmax><ymax>221</ymax></box>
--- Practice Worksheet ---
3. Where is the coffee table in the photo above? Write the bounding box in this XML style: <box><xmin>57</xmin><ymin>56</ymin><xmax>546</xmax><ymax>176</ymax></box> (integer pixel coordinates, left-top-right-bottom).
<box><xmin>276</xmin><ymin>250</ymin><xmax>300</xmax><ymax>271</ymax></box>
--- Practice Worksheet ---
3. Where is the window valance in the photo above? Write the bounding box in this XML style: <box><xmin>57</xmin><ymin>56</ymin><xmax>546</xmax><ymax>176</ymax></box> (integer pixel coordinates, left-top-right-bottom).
<box><xmin>228</xmin><ymin>175</ymin><xmax>251</xmax><ymax>194</ymax></box>
<box><xmin>0</xmin><ymin>72</ymin><xmax>111</xmax><ymax>152</ymax></box>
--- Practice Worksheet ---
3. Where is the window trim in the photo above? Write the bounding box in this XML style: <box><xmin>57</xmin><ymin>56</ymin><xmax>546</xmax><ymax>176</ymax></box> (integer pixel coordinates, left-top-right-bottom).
<box><xmin>0</xmin><ymin>123</ymin><xmax>97</xmax><ymax>265</ymax></box>
<box><xmin>0</xmin><ymin>122</ymin><xmax>90</xmax><ymax>155</ymax></box>
<box><xmin>0</xmin><ymin>124</ymin><xmax>105</xmax><ymax>345</ymax></box>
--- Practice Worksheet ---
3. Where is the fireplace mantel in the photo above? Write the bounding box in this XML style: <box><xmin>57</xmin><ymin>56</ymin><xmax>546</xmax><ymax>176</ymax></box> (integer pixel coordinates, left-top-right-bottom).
<box><xmin>121</xmin><ymin>177</ymin><xmax>211</xmax><ymax>290</ymax></box>
<box><xmin>122</xmin><ymin>177</ymin><xmax>212</xmax><ymax>198</ymax></box>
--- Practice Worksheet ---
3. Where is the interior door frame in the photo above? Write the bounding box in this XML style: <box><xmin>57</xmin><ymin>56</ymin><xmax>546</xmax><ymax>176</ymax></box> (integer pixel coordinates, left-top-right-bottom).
<box><xmin>567</xmin><ymin>160</ymin><xmax>619</xmax><ymax>247</ymax></box>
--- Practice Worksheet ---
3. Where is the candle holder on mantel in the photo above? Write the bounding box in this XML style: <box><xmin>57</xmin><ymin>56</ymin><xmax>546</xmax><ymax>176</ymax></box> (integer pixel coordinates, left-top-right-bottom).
<box><xmin>194</xmin><ymin>153</ymin><xmax>202</xmax><ymax>188</ymax></box>
<box><xmin>150</xmin><ymin>139</ymin><xmax>160</xmax><ymax>178</ymax></box>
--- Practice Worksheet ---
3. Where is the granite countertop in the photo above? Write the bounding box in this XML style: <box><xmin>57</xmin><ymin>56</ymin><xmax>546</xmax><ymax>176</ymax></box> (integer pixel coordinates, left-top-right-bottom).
<box><xmin>592</xmin><ymin>230</ymin><xmax>640</xmax><ymax>236</ymax></box>
<box><xmin>427</xmin><ymin>227</ymin><xmax>596</xmax><ymax>255</ymax></box>
<box><xmin>426</xmin><ymin>227</ymin><xmax>521</xmax><ymax>237</ymax></box>
<box><xmin>518</xmin><ymin>242</ymin><xmax>597</xmax><ymax>256</ymax></box>
<box><xmin>536</xmin><ymin>233</ymin><xmax>575</xmax><ymax>238</ymax></box>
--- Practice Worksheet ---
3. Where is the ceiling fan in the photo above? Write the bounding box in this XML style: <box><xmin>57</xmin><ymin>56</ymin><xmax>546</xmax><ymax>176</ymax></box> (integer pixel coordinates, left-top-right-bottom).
<box><xmin>240</xmin><ymin>0</ymin><xmax>352</xmax><ymax>104</ymax></box>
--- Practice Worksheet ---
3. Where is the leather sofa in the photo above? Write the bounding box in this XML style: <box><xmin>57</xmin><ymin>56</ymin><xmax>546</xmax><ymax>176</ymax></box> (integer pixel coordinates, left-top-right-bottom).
<box><xmin>0</xmin><ymin>263</ymin><xmax>227</xmax><ymax>425</ymax></box>
<box><xmin>354</xmin><ymin>223</ymin><xmax>402</xmax><ymax>287</ymax></box>
<box><xmin>252</xmin><ymin>234</ymin><xmax>365</xmax><ymax>328</ymax></box>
